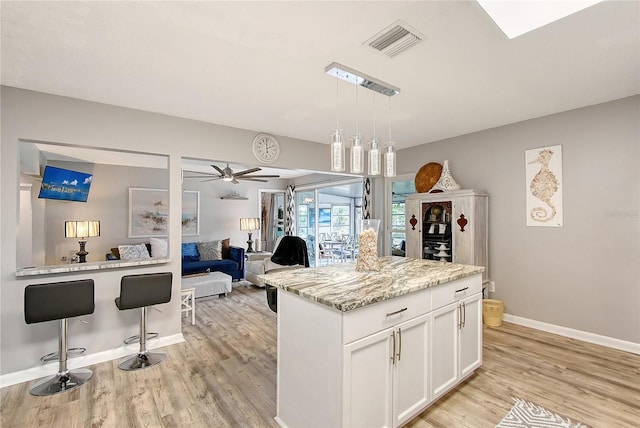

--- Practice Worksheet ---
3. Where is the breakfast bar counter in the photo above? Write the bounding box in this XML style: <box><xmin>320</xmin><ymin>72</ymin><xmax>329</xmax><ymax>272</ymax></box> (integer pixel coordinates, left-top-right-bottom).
<box><xmin>259</xmin><ymin>256</ymin><xmax>485</xmax><ymax>428</ymax></box>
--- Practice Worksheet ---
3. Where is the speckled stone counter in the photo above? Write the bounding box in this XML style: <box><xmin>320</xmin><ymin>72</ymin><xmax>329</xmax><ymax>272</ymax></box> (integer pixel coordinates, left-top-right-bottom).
<box><xmin>259</xmin><ymin>256</ymin><xmax>484</xmax><ymax>312</ymax></box>
<box><xmin>15</xmin><ymin>257</ymin><xmax>171</xmax><ymax>277</ymax></box>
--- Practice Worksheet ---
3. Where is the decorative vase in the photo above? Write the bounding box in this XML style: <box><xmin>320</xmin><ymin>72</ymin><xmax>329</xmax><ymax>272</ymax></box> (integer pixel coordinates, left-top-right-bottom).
<box><xmin>356</xmin><ymin>219</ymin><xmax>381</xmax><ymax>272</ymax></box>
<box><xmin>430</xmin><ymin>160</ymin><xmax>461</xmax><ymax>192</ymax></box>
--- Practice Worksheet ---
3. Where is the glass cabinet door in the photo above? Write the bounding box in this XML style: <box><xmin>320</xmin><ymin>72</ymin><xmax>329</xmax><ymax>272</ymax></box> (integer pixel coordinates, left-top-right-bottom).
<box><xmin>421</xmin><ymin>201</ymin><xmax>452</xmax><ymax>261</ymax></box>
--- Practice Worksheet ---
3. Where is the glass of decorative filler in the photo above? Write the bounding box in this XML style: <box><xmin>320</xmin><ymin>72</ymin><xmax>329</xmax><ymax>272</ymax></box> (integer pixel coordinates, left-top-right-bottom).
<box><xmin>356</xmin><ymin>219</ymin><xmax>381</xmax><ymax>271</ymax></box>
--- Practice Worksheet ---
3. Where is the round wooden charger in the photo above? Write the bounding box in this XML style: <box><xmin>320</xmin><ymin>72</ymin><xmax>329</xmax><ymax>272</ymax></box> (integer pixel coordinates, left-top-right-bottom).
<box><xmin>414</xmin><ymin>162</ymin><xmax>443</xmax><ymax>193</ymax></box>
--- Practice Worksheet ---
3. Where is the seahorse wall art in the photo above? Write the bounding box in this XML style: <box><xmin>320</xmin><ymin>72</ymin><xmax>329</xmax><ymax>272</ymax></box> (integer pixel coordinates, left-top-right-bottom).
<box><xmin>525</xmin><ymin>145</ymin><xmax>563</xmax><ymax>227</ymax></box>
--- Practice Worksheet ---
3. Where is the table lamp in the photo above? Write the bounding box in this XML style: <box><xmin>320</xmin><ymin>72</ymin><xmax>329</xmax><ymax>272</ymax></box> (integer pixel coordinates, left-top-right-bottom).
<box><xmin>240</xmin><ymin>218</ymin><xmax>260</xmax><ymax>253</ymax></box>
<box><xmin>65</xmin><ymin>220</ymin><xmax>100</xmax><ymax>263</ymax></box>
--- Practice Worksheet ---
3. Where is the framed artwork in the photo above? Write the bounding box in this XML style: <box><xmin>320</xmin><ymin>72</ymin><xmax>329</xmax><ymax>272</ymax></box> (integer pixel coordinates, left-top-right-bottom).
<box><xmin>129</xmin><ymin>188</ymin><xmax>168</xmax><ymax>237</ymax></box>
<box><xmin>525</xmin><ymin>145</ymin><xmax>563</xmax><ymax>227</ymax></box>
<box><xmin>182</xmin><ymin>190</ymin><xmax>200</xmax><ymax>236</ymax></box>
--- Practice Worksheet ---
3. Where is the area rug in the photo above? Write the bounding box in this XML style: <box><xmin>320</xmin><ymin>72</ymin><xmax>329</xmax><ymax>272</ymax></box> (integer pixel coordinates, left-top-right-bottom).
<box><xmin>496</xmin><ymin>398</ymin><xmax>587</xmax><ymax>428</ymax></box>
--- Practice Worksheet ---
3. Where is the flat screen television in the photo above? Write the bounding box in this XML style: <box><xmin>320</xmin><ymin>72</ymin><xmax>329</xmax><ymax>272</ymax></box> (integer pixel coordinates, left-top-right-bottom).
<box><xmin>38</xmin><ymin>165</ymin><xmax>93</xmax><ymax>202</ymax></box>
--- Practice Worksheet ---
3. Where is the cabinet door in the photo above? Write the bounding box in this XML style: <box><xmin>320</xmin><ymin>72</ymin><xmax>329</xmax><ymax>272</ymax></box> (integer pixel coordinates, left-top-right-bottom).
<box><xmin>404</xmin><ymin>198</ymin><xmax>421</xmax><ymax>259</ymax></box>
<box><xmin>459</xmin><ymin>292</ymin><xmax>482</xmax><ymax>379</ymax></box>
<box><xmin>344</xmin><ymin>328</ymin><xmax>394</xmax><ymax>428</ymax></box>
<box><xmin>393</xmin><ymin>314</ymin><xmax>430</xmax><ymax>427</ymax></box>
<box><xmin>430</xmin><ymin>302</ymin><xmax>459</xmax><ymax>401</ymax></box>
<box><xmin>451</xmin><ymin>197</ymin><xmax>473</xmax><ymax>266</ymax></box>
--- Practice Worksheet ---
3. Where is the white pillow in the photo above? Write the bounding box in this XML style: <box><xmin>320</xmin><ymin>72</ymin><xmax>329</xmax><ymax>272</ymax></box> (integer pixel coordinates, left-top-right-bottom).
<box><xmin>118</xmin><ymin>244</ymin><xmax>151</xmax><ymax>261</ymax></box>
<box><xmin>149</xmin><ymin>237</ymin><xmax>168</xmax><ymax>258</ymax></box>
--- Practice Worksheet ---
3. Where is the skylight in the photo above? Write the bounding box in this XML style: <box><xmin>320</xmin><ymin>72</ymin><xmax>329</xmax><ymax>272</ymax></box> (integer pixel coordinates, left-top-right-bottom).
<box><xmin>477</xmin><ymin>0</ymin><xmax>604</xmax><ymax>39</ymax></box>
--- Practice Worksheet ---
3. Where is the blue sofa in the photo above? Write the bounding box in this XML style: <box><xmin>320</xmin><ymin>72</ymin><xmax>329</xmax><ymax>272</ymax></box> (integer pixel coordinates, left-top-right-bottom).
<box><xmin>181</xmin><ymin>242</ymin><xmax>245</xmax><ymax>280</ymax></box>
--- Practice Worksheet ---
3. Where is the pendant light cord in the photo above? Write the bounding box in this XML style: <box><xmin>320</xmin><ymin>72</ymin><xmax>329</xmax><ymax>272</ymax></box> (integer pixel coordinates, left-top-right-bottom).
<box><xmin>336</xmin><ymin>74</ymin><xmax>339</xmax><ymax>129</ymax></box>
<box><xmin>372</xmin><ymin>92</ymin><xmax>376</xmax><ymax>140</ymax></box>
<box><xmin>388</xmin><ymin>96</ymin><xmax>391</xmax><ymax>143</ymax></box>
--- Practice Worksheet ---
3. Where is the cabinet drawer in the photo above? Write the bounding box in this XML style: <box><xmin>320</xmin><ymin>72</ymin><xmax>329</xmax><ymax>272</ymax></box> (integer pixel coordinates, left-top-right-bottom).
<box><xmin>343</xmin><ymin>287</ymin><xmax>431</xmax><ymax>344</ymax></box>
<box><xmin>431</xmin><ymin>275</ymin><xmax>482</xmax><ymax>310</ymax></box>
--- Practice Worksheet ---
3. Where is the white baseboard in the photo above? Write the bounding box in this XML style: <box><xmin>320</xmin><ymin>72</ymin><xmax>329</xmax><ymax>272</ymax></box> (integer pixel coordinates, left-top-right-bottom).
<box><xmin>0</xmin><ymin>333</ymin><xmax>184</xmax><ymax>388</ymax></box>
<box><xmin>503</xmin><ymin>313</ymin><xmax>640</xmax><ymax>355</ymax></box>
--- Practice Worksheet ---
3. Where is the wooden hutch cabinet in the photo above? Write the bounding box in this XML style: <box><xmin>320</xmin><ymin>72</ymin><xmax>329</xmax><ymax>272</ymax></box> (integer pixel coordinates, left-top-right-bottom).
<box><xmin>405</xmin><ymin>190</ymin><xmax>489</xmax><ymax>283</ymax></box>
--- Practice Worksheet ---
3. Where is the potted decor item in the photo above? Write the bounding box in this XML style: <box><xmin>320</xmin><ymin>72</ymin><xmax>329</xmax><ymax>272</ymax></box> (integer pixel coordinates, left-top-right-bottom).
<box><xmin>356</xmin><ymin>219</ymin><xmax>381</xmax><ymax>272</ymax></box>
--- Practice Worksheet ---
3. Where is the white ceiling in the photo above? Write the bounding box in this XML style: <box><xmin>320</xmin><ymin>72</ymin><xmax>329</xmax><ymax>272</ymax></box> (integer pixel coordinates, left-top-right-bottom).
<box><xmin>2</xmin><ymin>1</ymin><xmax>639</xmax><ymax>151</ymax></box>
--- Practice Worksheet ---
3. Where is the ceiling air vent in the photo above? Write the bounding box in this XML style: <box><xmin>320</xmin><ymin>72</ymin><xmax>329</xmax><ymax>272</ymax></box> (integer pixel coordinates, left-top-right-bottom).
<box><xmin>365</xmin><ymin>20</ymin><xmax>425</xmax><ymax>58</ymax></box>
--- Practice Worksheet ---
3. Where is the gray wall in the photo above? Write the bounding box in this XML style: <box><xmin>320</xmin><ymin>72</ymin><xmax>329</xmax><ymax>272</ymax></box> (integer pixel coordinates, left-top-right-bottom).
<box><xmin>397</xmin><ymin>95</ymin><xmax>640</xmax><ymax>343</ymax></box>
<box><xmin>0</xmin><ymin>86</ymin><xmax>327</xmax><ymax>376</ymax></box>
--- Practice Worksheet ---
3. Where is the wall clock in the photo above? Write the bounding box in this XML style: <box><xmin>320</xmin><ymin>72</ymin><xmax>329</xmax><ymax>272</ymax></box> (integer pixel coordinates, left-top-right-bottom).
<box><xmin>252</xmin><ymin>134</ymin><xmax>280</xmax><ymax>164</ymax></box>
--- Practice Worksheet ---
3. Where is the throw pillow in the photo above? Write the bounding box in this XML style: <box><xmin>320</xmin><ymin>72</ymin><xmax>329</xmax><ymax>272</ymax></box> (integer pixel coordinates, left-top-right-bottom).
<box><xmin>221</xmin><ymin>238</ymin><xmax>231</xmax><ymax>259</ymax></box>
<box><xmin>181</xmin><ymin>242</ymin><xmax>200</xmax><ymax>262</ymax></box>
<box><xmin>150</xmin><ymin>237</ymin><xmax>168</xmax><ymax>258</ymax></box>
<box><xmin>197</xmin><ymin>240</ymin><xmax>223</xmax><ymax>261</ymax></box>
<box><xmin>118</xmin><ymin>244</ymin><xmax>151</xmax><ymax>261</ymax></box>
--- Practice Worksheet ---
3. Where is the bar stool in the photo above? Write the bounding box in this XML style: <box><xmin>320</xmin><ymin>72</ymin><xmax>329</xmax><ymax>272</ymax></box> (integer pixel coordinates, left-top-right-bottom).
<box><xmin>24</xmin><ymin>279</ymin><xmax>95</xmax><ymax>396</ymax></box>
<box><xmin>115</xmin><ymin>272</ymin><xmax>172</xmax><ymax>371</ymax></box>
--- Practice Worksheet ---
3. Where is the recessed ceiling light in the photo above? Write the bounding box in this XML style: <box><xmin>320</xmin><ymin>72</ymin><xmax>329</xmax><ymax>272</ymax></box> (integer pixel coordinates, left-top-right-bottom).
<box><xmin>477</xmin><ymin>0</ymin><xmax>604</xmax><ymax>39</ymax></box>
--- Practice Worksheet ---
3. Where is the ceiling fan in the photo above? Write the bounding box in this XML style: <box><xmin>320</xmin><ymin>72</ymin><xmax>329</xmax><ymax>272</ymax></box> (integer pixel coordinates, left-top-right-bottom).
<box><xmin>183</xmin><ymin>163</ymin><xmax>280</xmax><ymax>184</ymax></box>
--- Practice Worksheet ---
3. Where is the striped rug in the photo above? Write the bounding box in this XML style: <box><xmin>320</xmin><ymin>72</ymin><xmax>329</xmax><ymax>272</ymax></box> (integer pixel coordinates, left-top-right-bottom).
<box><xmin>496</xmin><ymin>398</ymin><xmax>587</xmax><ymax>428</ymax></box>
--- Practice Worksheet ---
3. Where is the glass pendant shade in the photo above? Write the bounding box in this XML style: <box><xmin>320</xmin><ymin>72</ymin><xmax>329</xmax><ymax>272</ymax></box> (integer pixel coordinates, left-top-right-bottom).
<box><xmin>331</xmin><ymin>129</ymin><xmax>345</xmax><ymax>172</ymax></box>
<box><xmin>384</xmin><ymin>144</ymin><xmax>396</xmax><ymax>177</ymax></box>
<box><xmin>368</xmin><ymin>138</ymin><xmax>381</xmax><ymax>176</ymax></box>
<box><xmin>350</xmin><ymin>134</ymin><xmax>364</xmax><ymax>174</ymax></box>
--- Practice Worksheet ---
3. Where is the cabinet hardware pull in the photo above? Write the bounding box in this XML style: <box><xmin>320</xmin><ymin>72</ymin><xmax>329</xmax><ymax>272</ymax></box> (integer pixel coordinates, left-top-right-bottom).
<box><xmin>386</xmin><ymin>307</ymin><xmax>408</xmax><ymax>317</ymax></box>
<box><xmin>391</xmin><ymin>331</ymin><xmax>396</xmax><ymax>364</ymax></box>
<box><xmin>457</xmin><ymin>304</ymin><xmax>462</xmax><ymax>330</ymax></box>
<box><xmin>454</xmin><ymin>286</ymin><xmax>469</xmax><ymax>294</ymax></box>
<box><xmin>397</xmin><ymin>328</ymin><xmax>402</xmax><ymax>361</ymax></box>
<box><xmin>462</xmin><ymin>302</ymin><xmax>466</xmax><ymax>328</ymax></box>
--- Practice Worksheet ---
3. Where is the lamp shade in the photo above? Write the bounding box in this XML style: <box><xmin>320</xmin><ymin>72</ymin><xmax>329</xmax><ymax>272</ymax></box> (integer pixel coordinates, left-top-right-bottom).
<box><xmin>65</xmin><ymin>220</ymin><xmax>100</xmax><ymax>239</ymax></box>
<box><xmin>240</xmin><ymin>218</ymin><xmax>260</xmax><ymax>231</ymax></box>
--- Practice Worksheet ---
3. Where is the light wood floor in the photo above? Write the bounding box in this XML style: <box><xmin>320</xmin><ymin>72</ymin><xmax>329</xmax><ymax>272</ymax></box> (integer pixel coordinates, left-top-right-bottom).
<box><xmin>1</xmin><ymin>282</ymin><xmax>638</xmax><ymax>427</ymax></box>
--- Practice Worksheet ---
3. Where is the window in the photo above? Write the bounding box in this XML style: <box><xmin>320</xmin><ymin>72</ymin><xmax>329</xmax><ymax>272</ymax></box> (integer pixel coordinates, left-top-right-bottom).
<box><xmin>331</xmin><ymin>205</ymin><xmax>350</xmax><ymax>236</ymax></box>
<box><xmin>391</xmin><ymin>202</ymin><xmax>406</xmax><ymax>249</ymax></box>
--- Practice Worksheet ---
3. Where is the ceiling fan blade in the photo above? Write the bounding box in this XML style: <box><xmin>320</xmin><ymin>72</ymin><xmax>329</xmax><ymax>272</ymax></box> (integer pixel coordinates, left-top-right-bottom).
<box><xmin>202</xmin><ymin>177</ymin><xmax>223</xmax><ymax>182</ymax></box>
<box><xmin>237</xmin><ymin>177</ymin><xmax>268</xmax><ymax>182</ymax></box>
<box><xmin>232</xmin><ymin>178</ymin><xmax>240</xmax><ymax>184</ymax></box>
<box><xmin>239</xmin><ymin>174</ymin><xmax>280</xmax><ymax>178</ymax></box>
<box><xmin>182</xmin><ymin>170</ymin><xmax>217</xmax><ymax>178</ymax></box>
<box><xmin>233</xmin><ymin>167</ymin><xmax>261</xmax><ymax>177</ymax></box>
<box><xmin>211</xmin><ymin>164</ymin><xmax>225</xmax><ymax>175</ymax></box>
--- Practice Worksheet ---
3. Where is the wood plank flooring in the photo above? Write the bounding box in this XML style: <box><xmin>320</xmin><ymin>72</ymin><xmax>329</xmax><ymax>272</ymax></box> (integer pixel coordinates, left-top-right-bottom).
<box><xmin>1</xmin><ymin>282</ymin><xmax>638</xmax><ymax>427</ymax></box>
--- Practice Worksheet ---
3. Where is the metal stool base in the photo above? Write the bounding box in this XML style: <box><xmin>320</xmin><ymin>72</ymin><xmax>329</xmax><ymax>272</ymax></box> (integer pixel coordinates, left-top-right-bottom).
<box><xmin>118</xmin><ymin>351</ymin><xmax>166</xmax><ymax>371</ymax></box>
<box><xmin>29</xmin><ymin>368</ymin><xmax>93</xmax><ymax>396</ymax></box>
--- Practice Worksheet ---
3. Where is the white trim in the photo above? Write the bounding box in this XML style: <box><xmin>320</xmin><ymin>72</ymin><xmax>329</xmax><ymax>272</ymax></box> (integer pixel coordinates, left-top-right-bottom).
<box><xmin>503</xmin><ymin>314</ymin><xmax>639</xmax><ymax>355</ymax></box>
<box><xmin>0</xmin><ymin>333</ymin><xmax>184</xmax><ymax>388</ymax></box>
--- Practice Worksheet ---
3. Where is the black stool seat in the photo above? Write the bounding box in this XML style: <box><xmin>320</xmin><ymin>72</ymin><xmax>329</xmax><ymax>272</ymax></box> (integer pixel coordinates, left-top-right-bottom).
<box><xmin>24</xmin><ymin>279</ymin><xmax>95</xmax><ymax>396</ymax></box>
<box><xmin>115</xmin><ymin>272</ymin><xmax>172</xmax><ymax>371</ymax></box>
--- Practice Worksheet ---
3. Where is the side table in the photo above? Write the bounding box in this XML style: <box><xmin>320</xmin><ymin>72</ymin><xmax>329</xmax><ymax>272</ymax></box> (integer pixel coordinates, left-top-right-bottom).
<box><xmin>181</xmin><ymin>287</ymin><xmax>195</xmax><ymax>325</ymax></box>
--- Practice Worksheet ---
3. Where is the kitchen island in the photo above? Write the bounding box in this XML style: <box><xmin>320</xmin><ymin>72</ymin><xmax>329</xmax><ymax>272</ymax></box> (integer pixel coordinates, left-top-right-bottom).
<box><xmin>260</xmin><ymin>256</ymin><xmax>485</xmax><ymax>428</ymax></box>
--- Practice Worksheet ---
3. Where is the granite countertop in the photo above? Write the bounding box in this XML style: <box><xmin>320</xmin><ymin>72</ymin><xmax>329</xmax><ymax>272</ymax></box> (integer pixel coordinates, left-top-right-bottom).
<box><xmin>258</xmin><ymin>256</ymin><xmax>484</xmax><ymax>312</ymax></box>
<box><xmin>15</xmin><ymin>257</ymin><xmax>172</xmax><ymax>277</ymax></box>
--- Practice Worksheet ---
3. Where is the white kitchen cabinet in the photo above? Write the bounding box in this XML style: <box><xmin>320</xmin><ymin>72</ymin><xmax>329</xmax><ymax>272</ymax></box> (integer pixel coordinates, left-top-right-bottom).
<box><xmin>343</xmin><ymin>313</ymin><xmax>430</xmax><ymax>428</ymax></box>
<box><xmin>430</xmin><ymin>280</ymin><xmax>482</xmax><ymax>401</ymax></box>
<box><xmin>272</xmin><ymin>266</ymin><xmax>483</xmax><ymax>428</ymax></box>
<box><xmin>405</xmin><ymin>190</ymin><xmax>488</xmax><ymax>283</ymax></box>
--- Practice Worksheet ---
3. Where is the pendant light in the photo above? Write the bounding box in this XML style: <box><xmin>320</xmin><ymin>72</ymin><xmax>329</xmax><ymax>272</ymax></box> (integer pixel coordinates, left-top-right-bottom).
<box><xmin>331</xmin><ymin>75</ymin><xmax>345</xmax><ymax>172</ymax></box>
<box><xmin>350</xmin><ymin>78</ymin><xmax>364</xmax><ymax>174</ymax></box>
<box><xmin>384</xmin><ymin>97</ymin><xmax>397</xmax><ymax>177</ymax></box>
<box><xmin>368</xmin><ymin>92</ymin><xmax>381</xmax><ymax>176</ymax></box>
